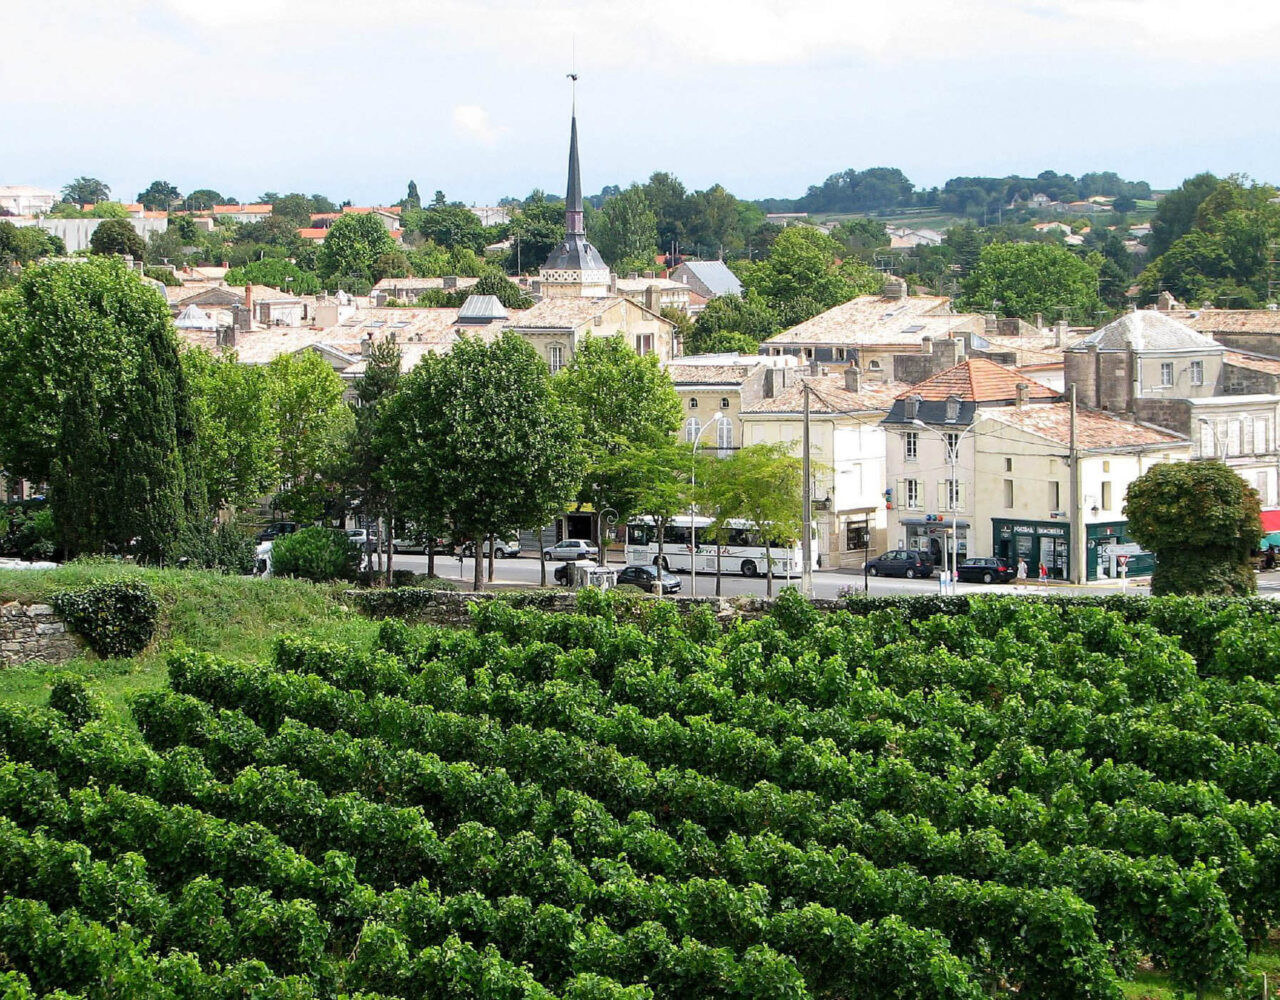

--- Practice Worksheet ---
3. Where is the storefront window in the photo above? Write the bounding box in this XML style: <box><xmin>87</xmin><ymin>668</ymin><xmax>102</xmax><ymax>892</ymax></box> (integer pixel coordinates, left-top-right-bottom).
<box><xmin>845</xmin><ymin>522</ymin><xmax>869</xmax><ymax>551</ymax></box>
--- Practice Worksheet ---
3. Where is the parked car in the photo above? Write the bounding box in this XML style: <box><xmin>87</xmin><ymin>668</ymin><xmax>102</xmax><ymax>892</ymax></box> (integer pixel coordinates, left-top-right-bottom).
<box><xmin>257</xmin><ymin>521</ymin><xmax>298</xmax><ymax>543</ymax></box>
<box><xmin>865</xmin><ymin>549</ymin><xmax>934</xmax><ymax>578</ymax></box>
<box><xmin>345</xmin><ymin>529</ymin><xmax>380</xmax><ymax>549</ymax></box>
<box><xmin>616</xmin><ymin>564</ymin><xmax>681</xmax><ymax>594</ymax></box>
<box><xmin>955</xmin><ymin>556</ymin><xmax>1016</xmax><ymax>584</ymax></box>
<box><xmin>554</xmin><ymin>558</ymin><xmax>597</xmax><ymax>585</ymax></box>
<box><xmin>543</xmin><ymin>539</ymin><xmax>599</xmax><ymax>561</ymax></box>
<box><xmin>460</xmin><ymin>537</ymin><xmax>522</xmax><ymax>559</ymax></box>
<box><xmin>391</xmin><ymin>535</ymin><xmax>454</xmax><ymax>554</ymax></box>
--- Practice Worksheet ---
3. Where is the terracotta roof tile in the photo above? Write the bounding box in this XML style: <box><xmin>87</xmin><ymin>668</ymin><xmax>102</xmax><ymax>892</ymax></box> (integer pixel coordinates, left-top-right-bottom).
<box><xmin>762</xmin><ymin>293</ymin><xmax>961</xmax><ymax>346</ymax></box>
<box><xmin>984</xmin><ymin>404</ymin><xmax>1188</xmax><ymax>450</ymax></box>
<box><xmin>896</xmin><ymin>358</ymin><xmax>1060</xmax><ymax>402</ymax></box>
<box><xmin>665</xmin><ymin>364</ymin><xmax>755</xmax><ymax>385</ymax></box>
<box><xmin>1223</xmin><ymin>350</ymin><xmax>1280</xmax><ymax>375</ymax></box>
<box><xmin>744</xmin><ymin>374</ymin><xmax>911</xmax><ymax>415</ymax></box>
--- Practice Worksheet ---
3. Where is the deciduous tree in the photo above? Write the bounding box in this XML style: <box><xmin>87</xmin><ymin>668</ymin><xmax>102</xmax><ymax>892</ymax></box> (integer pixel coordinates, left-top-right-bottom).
<box><xmin>589</xmin><ymin>185</ymin><xmax>659</xmax><ymax>270</ymax></box>
<box><xmin>136</xmin><ymin>180</ymin><xmax>181</xmax><ymax>211</ymax></box>
<box><xmin>264</xmin><ymin>350</ymin><xmax>351</xmax><ymax>521</ymax></box>
<box><xmin>959</xmin><ymin>241</ymin><xmax>1104</xmax><ymax>323</ymax></box>
<box><xmin>1124</xmin><ymin>460</ymin><xmax>1260</xmax><ymax>596</ymax></box>
<box><xmin>384</xmin><ymin>332</ymin><xmax>581</xmax><ymax>590</ymax></box>
<box><xmin>316</xmin><ymin>213</ymin><xmax>398</xmax><ymax>285</ymax></box>
<box><xmin>89</xmin><ymin>219</ymin><xmax>146</xmax><ymax>259</ymax></box>
<box><xmin>61</xmin><ymin>177</ymin><xmax>111</xmax><ymax>204</ymax></box>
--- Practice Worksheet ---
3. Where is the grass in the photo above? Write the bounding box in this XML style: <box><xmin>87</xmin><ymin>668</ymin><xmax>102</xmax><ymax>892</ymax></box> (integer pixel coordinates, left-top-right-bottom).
<box><xmin>1117</xmin><ymin>941</ymin><xmax>1280</xmax><ymax>999</ymax></box>
<box><xmin>0</xmin><ymin>563</ymin><xmax>375</xmax><ymax>725</ymax></box>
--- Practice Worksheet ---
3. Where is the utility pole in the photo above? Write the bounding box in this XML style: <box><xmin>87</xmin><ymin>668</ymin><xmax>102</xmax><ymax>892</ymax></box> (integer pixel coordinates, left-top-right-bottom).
<box><xmin>801</xmin><ymin>382</ymin><xmax>813</xmax><ymax>597</ymax></box>
<box><xmin>1069</xmin><ymin>382</ymin><xmax>1083</xmax><ymax>584</ymax></box>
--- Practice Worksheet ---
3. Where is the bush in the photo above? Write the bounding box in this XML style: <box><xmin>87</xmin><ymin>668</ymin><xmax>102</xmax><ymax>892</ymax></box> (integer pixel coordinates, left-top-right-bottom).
<box><xmin>51</xmin><ymin>580</ymin><xmax>159</xmax><ymax>658</ymax></box>
<box><xmin>174</xmin><ymin>518</ymin><xmax>257</xmax><ymax>575</ymax></box>
<box><xmin>48</xmin><ymin>675</ymin><xmax>103</xmax><ymax>729</ymax></box>
<box><xmin>271</xmin><ymin>527</ymin><xmax>359</xmax><ymax>582</ymax></box>
<box><xmin>2</xmin><ymin>502</ymin><xmax>58</xmax><ymax>561</ymax></box>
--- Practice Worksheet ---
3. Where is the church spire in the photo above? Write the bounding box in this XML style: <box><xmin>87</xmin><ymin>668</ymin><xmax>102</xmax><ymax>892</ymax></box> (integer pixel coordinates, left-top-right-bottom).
<box><xmin>564</xmin><ymin>77</ymin><xmax>584</xmax><ymax>236</ymax></box>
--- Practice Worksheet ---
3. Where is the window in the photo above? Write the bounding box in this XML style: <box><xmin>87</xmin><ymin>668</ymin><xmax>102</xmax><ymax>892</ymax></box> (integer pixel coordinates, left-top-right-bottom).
<box><xmin>689</xmin><ymin>398</ymin><xmax>698</xmax><ymax>409</ymax></box>
<box><xmin>1191</xmin><ymin>360</ymin><xmax>1204</xmax><ymax>386</ymax></box>
<box><xmin>845</xmin><ymin>521</ymin><xmax>869</xmax><ymax>551</ymax></box>
<box><xmin>905</xmin><ymin>395</ymin><xmax>921</xmax><ymax>420</ymax></box>
<box><xmin>547</xmin><ymin>344</ymin><xmax>565</xmax><ymax>374</ymax></box>
<box><xmin>904</xmin><ymin>432</ymin><xmax>918</xmax><ymax>461</ymax></box>
<box><xmin>804</xmin><ymin>348</ymin><xmax>813</xmax><ymax>359</ymax></box>
<box><xmin>716</xmin><ymin>417</ymin><xmax>733</xmax><ymax>452</ymax></box>
<box><xmin>1003</xmin><ymin>479</ymin><xmax>1014</xmax><ymax>508</ymax></box>
<box><xmin>944</xmin><ymin>431</ymin><xmax>960</xmax><ymax>457</ymax></box>
<box><xmin>1102</xmin><ymin>460</ymin><xmax>1110</xmax><ymax>472</ymax></box>
<box><xmin>945</xmin><ymin>396</ymin><xmax>960</xmax><ymax>422</ymax></box>
<box><xmin>1255</xmin><ymin>418</ymin><xmax>1268</xmax><ymax>453</ymax></box>
<box><xmin>720</xmin><ymin>397</ymin><xmax>730</xmax><ymax>408</ymax></box>
<box><xmin>1049</xmin><ymin>481</ymin><xmax>1061</xmax><ymax>510</ymax></box>
<box><xmin>684</xmin><ymin>417</ymin><xmax>701</xmax><ymax>443</ymax></box>
<box><xmin>1160</xmin><ymin>361</ymin><xmax>1174</xmax><ymax>387</ymax></box>
<box><xmin>635</xmin><ymin>333</ymin><xmax>653</xmax><ymax>355</ymax></box>
<box><xmin>945</xmin><ymin>478</ymin><xmax>963</xmax><ymax>511</ymax></box>
<box><xmin>1257</xmin><ymin>472</ymin><xmax>1271</xmax><ymax>507</ymax></box>
<box><xmin>1004</xmin><ymin>457</ymin><xmax>1013</xmax><ymax>472</ymax></box>
<box><xmin>834</xmin><ymin>348</ymin><xmax>846</xmax><ymax>361</ymax></box>
<box><xmin>1101</xmin><ymin>481</ymin><xmax>1112</xmax><ymax>510</ymax></box>
<box><xmin>1227</xmin><ymin>419</ymin><xmax>1241</xmax><ymax>456</ymax></box>
<box><xmin>904</xmin><ymin>479</ymin><xmax>921</xmax><ymax>509</ymax></box>
<box><xmin>868</xmin><ymin>359</ymin><xmax>882</xmax><ymax>371</ymax></box>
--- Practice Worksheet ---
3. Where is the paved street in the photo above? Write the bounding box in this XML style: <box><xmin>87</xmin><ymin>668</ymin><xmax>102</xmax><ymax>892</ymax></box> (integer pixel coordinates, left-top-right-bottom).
<box><xmin>383</xmin><ymin>550</ymin><xmax>1153</xmax><ymax>599</ymax></box>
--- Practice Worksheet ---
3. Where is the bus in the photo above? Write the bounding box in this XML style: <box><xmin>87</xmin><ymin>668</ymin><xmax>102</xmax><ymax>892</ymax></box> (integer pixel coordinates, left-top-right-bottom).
<box><xmin>623</xmin><ymin>516</ymin><xmax>815</xmax><ymax>577</ymax></box>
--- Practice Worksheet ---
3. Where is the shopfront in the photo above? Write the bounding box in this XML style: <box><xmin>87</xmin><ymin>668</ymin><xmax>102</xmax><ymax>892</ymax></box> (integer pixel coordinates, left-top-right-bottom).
<box><xmin>1087</xmin><ymin>521</ymin><xmax>1153</xmax><ymax>581</ymax></box>
<box><xmin>992</xmin><ymin>519</ymin><xmax>1070</xmax><ymax>579</ymax></box>
<box><xmin>900</xmin><ymin>517</ymin><xmax>969</xmax><ymax>568</ymax></box>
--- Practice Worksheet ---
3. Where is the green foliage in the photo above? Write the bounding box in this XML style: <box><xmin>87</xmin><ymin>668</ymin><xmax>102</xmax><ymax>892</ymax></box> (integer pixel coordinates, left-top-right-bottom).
<box><xmin>1148</xmin><ymin>172</ymin><xmax>1220</xmax><ymax>258</ymax></box>
<box><xmin>264</xmin><ymin>351</ymin><xmax>351</xmax><ymax>521</ymax></box>
<box><xmin>404</xmin><ymin>203</ymin><xmax>488</xmax><ymax>253</ymax></box>
<box><xmin>959</xmin><ymin>240</ymin><xmax>1106</xmax><ymax>323</ymax></box>
<box><xmin>687</xmin><ymin>290</ymin><xmax>779</xmax><ymax>353</ymax></box>
<box><xmin>88</xmin><ymin>219</ymin><xmax>145</xmax><ymax>258</ymax></box>
<box><xmin>50</xmin><ymin>579</ymin><xmax>159</xmax><ymax>658</ymax></box>
<box><xmin>1</xmin><ymin>504</ymin><xmax>57</xmax><ymax>561</ymax></box>
<box><xmin>174</xmin><ymin>518</ymin><xmax>257</xmax><ymax>575</ymax></box>
<box><xmin>135</xmin><ymin>180</ymin><xmax>180</xmax><ymax>211</ymax></box>
<box><xmin>47</xmin><ymin>675</ymin><xmax>103</xmax><ymax>729</ymax></box>
<box><xmin>384</xmin><ymin>332</ymin><xmax>582</xmax><ymax>589</ymax></box>
<box><xmin>0</xmin><ymin>222</ymin><xmax>61</xmax><ymax>269</ymax></box>
<box><xmin>316</xmin><ymin>213</ymin><xmax>398</xmax><ymax>285</ymax></box>
<box><xmin>0</xmin><ymin>257</ymin><xmax>203</xmax><ymax>562</ymax></box>
<box><xmin>270</xmin><ymin>526</ymin><xmax>360</xmax><ymax>583</ymax></box>
<box><xmin>224</xmin><ymin>258</ymin><xmax>321</xmax><ymax>295</ymax></box>
<box><xmin>469</xmin><ymin>272</ymin><xmax>534</xmax><ymax>308</ymax></box>
<box><xmin>741</xmin><ymin>226</ymin><xmax>883</xmax><ymax>323</ymax></box>
<box><xmin>60</xmin><ymin>177</ymin><xmax>111</xmax><ymax>204</ymax></box>
<box><xmin>1124</xmin><ymin>460</ymin><xmax>1261</xmax><ymax>596</ymax></box>
<box><xmin>589</xmin><ymin>186</ymin><xmax>659</xmax><ymax>269</ymax></box>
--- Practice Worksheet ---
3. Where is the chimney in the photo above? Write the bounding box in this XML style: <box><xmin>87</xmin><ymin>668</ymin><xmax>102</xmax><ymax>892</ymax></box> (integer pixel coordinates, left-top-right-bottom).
<box><xmin>360</xmin><ymin>333</ymin><xmax>372</xmax><ymax>359</ymax></box>
<box><xmin>644</xmin><ymin>285</ymin><xmax>660</xmax><ymax>313</ymax></box>
<box><xmin>1054</xmin><ymin>319</ymin><xmax>1069</xmax><ymax>347</ymax></box>
<box><xmin>984</xmin><ymin>313</ymin><xmax>997</xmax><ymax>335</ymax></box>
<box><xmin>609</xmin><ymin>273</ymin><xmax>617</xmax><ymax>295</ymax></box>
<box><xmin>216</xmin><ymin>325</ymin><xmax>237</xmax><ymax>349</ymax></box>
<box><xmin>884</xmin><ymin>276</ymin><xmax>907</xmax><ymax>300</ymax></box>
<box><xmin>1034</xmin><ymin>312</ymin><xmax>1044</xmax><ymax>329</ymax></box>
<box><xmin>243</xmin><ymin>283</ymin><xmax>253</xmax><ymax>322</ymax></box>
<box><xmin>808</xmin><ymin>360</ymin><xmax>822</xmax><ymax>377</ymax></box>
<box><xmin>921</xmin><ymin>335</ymin><xmax>934</xmax><ymax>354</ymax></box>
<box><xmin>1015</xmin><ymin>382</ymin><xmax>1029</xmax><ymax>407</ymax></box>
<box><xmin>232</xmin><ymin>304</ymin><xmax>250</xmax><ymax>334</ymax></box>
<box><xmin>844</xmin><ymin>366</ymin><xmax>862</xmax><ymax>393</ymax></box>
<box><xmin>643</xmin><ymin>270</ymin><xmax>655</xmax><ymax>279</ymax></box>
<box><xmin>442</xmin><ymin>275</ymin><xmax>458</xmax><ymax>290</ymax></box>
<box><xmin>628</xmin><ymin>271</ymin><xmax>639</xmax><ymax>280</ymax></box>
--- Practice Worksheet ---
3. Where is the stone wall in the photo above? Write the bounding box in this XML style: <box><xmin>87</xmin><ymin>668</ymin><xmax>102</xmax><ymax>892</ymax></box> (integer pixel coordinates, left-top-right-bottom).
<box><xmin>0</xmin><ymin>601</ymin><xmax>83</xmax><ymax>666</ymax></box>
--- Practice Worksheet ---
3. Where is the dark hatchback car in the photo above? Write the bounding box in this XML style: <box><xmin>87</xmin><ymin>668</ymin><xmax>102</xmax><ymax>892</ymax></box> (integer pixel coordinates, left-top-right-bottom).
<box><xmin>956</xmin><ymin>556</ymin><xmax>1016</xmax><ymax>584</ymax></box>
<box><xmin>257</xmin><ymin>521</ymin><xmax>299</xmax><ymax>543</ymax></box>
<box><xmin>865</xmin><ymin>549</ymin><xmax>934</xmax><ymax>578</ymax></box>
<box><xmin>616</xmin><ymin>564</ymin><xmax>682</xmax><ymax>594</ymax></box>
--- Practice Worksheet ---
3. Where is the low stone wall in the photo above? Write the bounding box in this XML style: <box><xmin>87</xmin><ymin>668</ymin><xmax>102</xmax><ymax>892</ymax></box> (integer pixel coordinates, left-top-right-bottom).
<box><xmin>0</xmin><ymin>601</ymin><xmax>83</xmax><ymax>666</ymax></box>
<box><xmin>346</xmin><ymin>587</ymin><xmax>847</xmax><ymax>627</ymax></box>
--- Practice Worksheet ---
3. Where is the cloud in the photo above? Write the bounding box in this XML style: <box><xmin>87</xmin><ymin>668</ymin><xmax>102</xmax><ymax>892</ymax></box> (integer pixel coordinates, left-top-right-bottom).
<box><xmin>452</xmin><ymin>105</ymin><xmax>503</xmax><ymax>146</ymax></box>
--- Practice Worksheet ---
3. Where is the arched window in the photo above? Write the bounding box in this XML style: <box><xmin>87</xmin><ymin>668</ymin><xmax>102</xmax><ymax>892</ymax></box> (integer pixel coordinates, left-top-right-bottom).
<box><xmin>717</xmin><ymin>416</ymin><xmax>733</xmax><ymax>452</ymax></box>
<box><xmin>689</xmin><ymin>398</ymin><xmax>698</xmax><ymax>408</ymax></box>
<box><xmin>684</xmin><ymin>417</ymin><xmax>701</xmax><ymax>443</ymax></box>
<box><xmin>868</xmin><ymin>359</ymin><xmax>882</xmax><ymax>371</ymax></box>
<box><xmin>720</xmin><ymin>397</ymin><xmax>730</xmax><ymax>408</ymax></box>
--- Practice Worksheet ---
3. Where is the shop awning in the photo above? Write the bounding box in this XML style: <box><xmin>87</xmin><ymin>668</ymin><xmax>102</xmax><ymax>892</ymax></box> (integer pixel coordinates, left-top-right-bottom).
<box><xmin>1262</xmin><ymin>510</ymin><xmax>1280</xmax><ymax>533</ymax></box>
<box><xmin>901</xmin><ymin>518</ymin><xmax>971</xmax><ymax>527</ymax></box>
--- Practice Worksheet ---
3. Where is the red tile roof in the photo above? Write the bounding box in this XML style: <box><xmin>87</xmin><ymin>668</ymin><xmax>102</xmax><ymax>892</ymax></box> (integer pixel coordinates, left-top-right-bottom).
<box><xmin>896</xmin><ymin>358</ymin><xmax>1060</xmax><ymax>402</ymax></box>
<box><xmin>296</xmin><ymin>228</ymin><xmax>328</xmax><ymax>240</ymax></box>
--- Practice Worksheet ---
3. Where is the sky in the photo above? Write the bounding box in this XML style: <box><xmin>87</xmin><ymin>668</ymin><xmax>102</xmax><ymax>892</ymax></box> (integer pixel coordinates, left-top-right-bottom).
<box><xmin>3</xmin><ymin>0</ymin><xmax>1278</xmax><ymax>208</ymax></box>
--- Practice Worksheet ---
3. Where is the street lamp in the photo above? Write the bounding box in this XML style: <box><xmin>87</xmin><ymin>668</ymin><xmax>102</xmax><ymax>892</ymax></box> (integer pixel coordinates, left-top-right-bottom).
<box><xmin>690</xmin><ymin>413</ymin><xmax>728</xmax><ymax>599</ymax></box>
<box><xmin>911</xmin><ymin>418</ymin><xmax>978</xmax><ymax>592</ymax></box>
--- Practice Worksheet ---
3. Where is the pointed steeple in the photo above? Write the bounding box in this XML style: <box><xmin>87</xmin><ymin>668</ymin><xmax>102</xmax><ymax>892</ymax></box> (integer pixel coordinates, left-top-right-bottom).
<box><xmin>564</xmin><ymin>113</ymin><xmax>584</xmax><ymax>236</ymax></box>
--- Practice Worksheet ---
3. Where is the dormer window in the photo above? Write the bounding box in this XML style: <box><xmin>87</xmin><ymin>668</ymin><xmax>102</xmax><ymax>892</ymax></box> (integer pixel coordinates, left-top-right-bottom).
<box><xmin>904</xmin><ymin>395</ymin><xmax>922</xmax><ymax>421</ymax></box>
<box><xmin>945</xmin><ymin>395</ymin><xmax>961</xmax><ymax>423</ymax></box>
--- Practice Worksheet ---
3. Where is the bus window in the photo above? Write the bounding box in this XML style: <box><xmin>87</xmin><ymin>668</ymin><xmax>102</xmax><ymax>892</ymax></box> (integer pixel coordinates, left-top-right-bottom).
<box><xmin>627</xmin><ymin>524</ymin><xmax>652</xmax><ymax>545</ymax></box>
<box><xmin>664</xmin><ymin>525</ymin><xmax>690</xmax><ymax>547</ymax></box>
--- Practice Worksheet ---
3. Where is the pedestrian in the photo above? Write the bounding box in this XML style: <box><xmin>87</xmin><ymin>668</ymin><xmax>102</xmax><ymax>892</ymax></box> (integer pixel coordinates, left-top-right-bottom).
<box><xmin>1038</xmin><ymin>562</ymin><xmax>1048</xmax><ymax>584</ymax></box>
<box><xmin>1016</xmin><ymin>557</ymin><xmax>1027</xmax><ymax>586</ymax></box>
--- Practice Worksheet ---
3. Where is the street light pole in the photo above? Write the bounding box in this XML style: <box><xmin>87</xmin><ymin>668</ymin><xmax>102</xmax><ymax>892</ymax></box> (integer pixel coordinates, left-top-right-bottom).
<box><xmin>690</xmin><ymin>413</ymin><xmax>727</xmax><ymax>599</ymax></box>
<box><xmin>912</xmin><ymin>418</ymin><xmax>977</xmax><ymax>592</ymax></box>
<box><xmin>801</xmin><ymin>383</ymin><xmax>813</xmax><ymax>597</ymax></box>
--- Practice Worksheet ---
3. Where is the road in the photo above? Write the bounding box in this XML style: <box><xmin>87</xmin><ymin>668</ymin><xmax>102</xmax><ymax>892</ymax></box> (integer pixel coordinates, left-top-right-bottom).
<box><xmin>383</xmin><ymin>550</ymin><xmax>1149</xmax><ymax>599</ymax></box>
